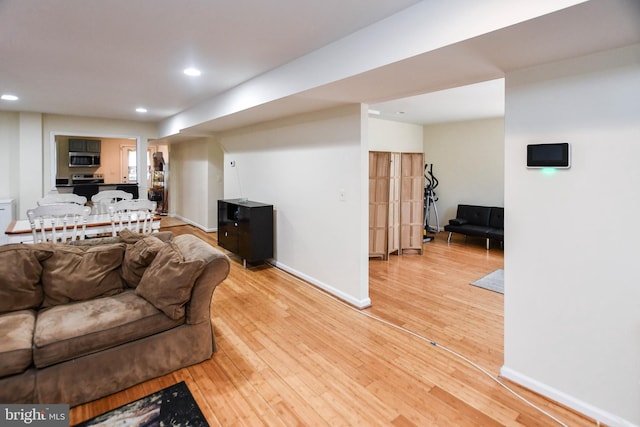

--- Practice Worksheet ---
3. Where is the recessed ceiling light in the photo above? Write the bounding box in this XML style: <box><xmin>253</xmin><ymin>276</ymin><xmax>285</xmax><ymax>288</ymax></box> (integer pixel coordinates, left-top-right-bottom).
<box><xmin>136</xmin><ymin>107</ymin><xmax>148</xmax><ymax>113</ymax></box>
<box><xmin>183</xmin><ymin>68</ymin><xmax>201</xmax><ymax>77</ymax></box>
<box><xmin>1</xmin><ymin>94</ymin><xmax>19</xmax><ymax>101</ymax></box>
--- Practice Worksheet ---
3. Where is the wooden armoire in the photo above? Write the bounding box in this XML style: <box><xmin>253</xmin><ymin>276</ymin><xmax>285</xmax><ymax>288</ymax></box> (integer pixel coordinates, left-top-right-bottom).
<box><xmin>369</xmin><ymin>151</ymin><xmax>424</xmax><ymax>259</ymax></box>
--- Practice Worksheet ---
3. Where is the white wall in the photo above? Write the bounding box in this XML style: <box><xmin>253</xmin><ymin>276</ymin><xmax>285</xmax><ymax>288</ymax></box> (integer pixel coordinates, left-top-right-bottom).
<box><xmin>0</xmin><ymin>112</ymin><xmax>19</xmax><ymax>201</ymax></box>
<box><xmin>502</xmin><ymin>44</ymin><xmax>640</xmax><ymax>426</ymax></box>
<box><xmin>368</xmin><ymin>118</ymin><xmax>423</xmax><ymax>153</ymax></box>
<box><xmin>219</xmin><ymin>105</ymin><xmax>370</xmax><ymax>308</ymax></box>
<box><xmin>169</xmin><ymin>137</ymin><xmax>224</xmax><ymax>230</ymax></box>
<box><xmin>0</xmin><ymin>112</ymin><xmax>45</xmax><ymax>218</ymax></box>
<box><xmin>17</xmin><ymin>113</ymin><xmax>43</xmax><ymax>218</ymax></box>
<box><xmin>423</xmin><ymin>118</ymin><xmax>505</xmax><ymax>225</ymax></box>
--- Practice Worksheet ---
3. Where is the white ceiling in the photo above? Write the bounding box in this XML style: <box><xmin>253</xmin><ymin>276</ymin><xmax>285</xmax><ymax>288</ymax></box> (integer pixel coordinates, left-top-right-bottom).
<box><xmin>1</xmin><ymin>0</ymin><xmax>639</xmax><ymax>132</ymax></box>
<box><xmin>368</xmin><ymin>79</ymin><xmax>505</xmax><ymax>125</ymax></box>
<box><xmin>0</xmin><ymin>0</ymin><xmax>420</xmax><ymax>121</ymax></box>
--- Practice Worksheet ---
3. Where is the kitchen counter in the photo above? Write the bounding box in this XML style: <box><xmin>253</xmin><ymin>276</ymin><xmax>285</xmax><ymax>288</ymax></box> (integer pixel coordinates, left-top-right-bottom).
<box><xmin>55</xmin><ymin>182</ymin><xmax>136</xmax><ymax>187</ymax></box>
<box><xmin>56</xmin><ymin>183</ymin><xmax>139</xmax><ymax>199</ymax></box>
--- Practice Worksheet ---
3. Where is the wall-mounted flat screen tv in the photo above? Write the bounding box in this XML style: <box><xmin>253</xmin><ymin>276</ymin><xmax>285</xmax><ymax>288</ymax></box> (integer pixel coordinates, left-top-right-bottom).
<box><xmin>527</xmin><ymin>143</ymin><xmax>570</xmax><ymax>168</ymax></box>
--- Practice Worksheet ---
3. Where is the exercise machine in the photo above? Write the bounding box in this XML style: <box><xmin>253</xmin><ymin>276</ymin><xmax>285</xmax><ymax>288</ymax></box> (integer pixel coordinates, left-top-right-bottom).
<box><xmin>423</xmin><ymin>163</ymin><xmax>440</xmax><ymax>242</ymax></box>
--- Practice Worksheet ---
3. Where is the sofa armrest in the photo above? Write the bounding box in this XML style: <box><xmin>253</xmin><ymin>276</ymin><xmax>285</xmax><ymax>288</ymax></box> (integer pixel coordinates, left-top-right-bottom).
<box><xmin>172</xmin><ymin>235</ymin><xmax>230</xmax><ymax>325</ymax></box>
<box><xmin>449</xmin><ymin>218</ymin><xmax>469</xmax><ymax>226</ymax></box>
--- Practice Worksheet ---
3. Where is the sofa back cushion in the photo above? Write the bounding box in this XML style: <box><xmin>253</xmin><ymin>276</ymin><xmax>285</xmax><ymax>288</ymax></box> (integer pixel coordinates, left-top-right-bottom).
<box><xmin>121</xmin><ymin>236</ymin><xmax>166</xmax><ymax>288</ymax></box>
<box><xmin>0</xmin><ymin>244</ymin><xmax>53</xmax><ymax>313</ymax></box>
<box><xmin>135</xmin><ymin>242</ymin><xmax>206</xmax><ymax>320</ymax></box>
<box><xmin>40</xmin><ymin>243</ymin><xmax>126</xmax><ymax>307</ymax></box>
<box><xmin>456</xmin><ymin>205</ymin><xmax>491</xmax><ymax>226</ymax></box>
<box><xmin>489</xmin><ymin>207</ymin><xmax>504</xmax><ymax>229</ymax></box>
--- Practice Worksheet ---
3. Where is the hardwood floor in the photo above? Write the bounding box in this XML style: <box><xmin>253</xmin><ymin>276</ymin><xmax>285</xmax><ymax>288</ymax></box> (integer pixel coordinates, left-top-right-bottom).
<box><xmin>70</xmin><ymin>227</ymin><xmax>597</xmax><ymax>426</ymax></box>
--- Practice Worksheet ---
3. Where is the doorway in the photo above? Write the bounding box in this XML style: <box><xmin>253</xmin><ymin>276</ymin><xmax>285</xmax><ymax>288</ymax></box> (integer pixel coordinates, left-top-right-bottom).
<box><xmin>120</xmin><ymin>145</ymin><xmax>137</xmax><ymax>183</ymax></box>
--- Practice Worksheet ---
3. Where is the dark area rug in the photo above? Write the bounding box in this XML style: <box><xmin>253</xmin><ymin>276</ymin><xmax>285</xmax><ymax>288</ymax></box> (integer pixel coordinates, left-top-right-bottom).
<box><xmin>73</xmin><ymin>381</ymin><xmax>209</xmax><ymax>427</ymax></box>
<box><xmin>471</xmin><ymin>269</ymin><xmax>504</xmax><ymax>294</ymax></box>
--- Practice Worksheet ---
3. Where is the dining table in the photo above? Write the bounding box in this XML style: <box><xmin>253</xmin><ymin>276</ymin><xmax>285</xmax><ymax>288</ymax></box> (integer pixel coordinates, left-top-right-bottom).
<box><xmin>3</xmin><ymin>213</ymin><xmax>161</xmax><ymax>244</ymax></box>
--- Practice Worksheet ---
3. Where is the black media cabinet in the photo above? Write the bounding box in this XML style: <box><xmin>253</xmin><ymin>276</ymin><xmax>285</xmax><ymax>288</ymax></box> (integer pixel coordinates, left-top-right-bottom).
<box><xmin>217</xmin><ymin>199</ymin><xmax>274</xmax><ymax>268</ymax></box>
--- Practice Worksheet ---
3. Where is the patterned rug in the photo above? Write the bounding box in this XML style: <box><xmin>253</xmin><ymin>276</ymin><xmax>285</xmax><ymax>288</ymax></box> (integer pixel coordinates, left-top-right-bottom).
<box><xmin>73</xmin><ymin>381</ymin><xmax>209</xmax><ymax>427</ymax></box>
<box><xmin>471</xmin><ymin>269</ymin><xmax>504</xmax><ymax>294</ymax></box>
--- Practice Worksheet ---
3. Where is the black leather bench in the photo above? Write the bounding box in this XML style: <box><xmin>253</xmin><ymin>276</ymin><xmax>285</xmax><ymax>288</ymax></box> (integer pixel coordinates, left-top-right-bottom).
<box><xmin>444</xmin><ymin>204</ymin><xmax>504</xmax><ymax>249</ymax></box>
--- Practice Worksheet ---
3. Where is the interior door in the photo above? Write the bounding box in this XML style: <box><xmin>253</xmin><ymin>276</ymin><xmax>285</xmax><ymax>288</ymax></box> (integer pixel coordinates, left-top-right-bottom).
<box><xmin>388</xmin><ymin>152</ymin><xmax>401</xmax><ymax>257</ymax></box>
<box><xmin>369</xmin><ymin>151</ymin><xmax>390</xmax><ymax>259</ymax></box>
<box><xmin>400</xmin><ymin>152</ymin><xmax>424</xmax><ymax>254</ymax></box>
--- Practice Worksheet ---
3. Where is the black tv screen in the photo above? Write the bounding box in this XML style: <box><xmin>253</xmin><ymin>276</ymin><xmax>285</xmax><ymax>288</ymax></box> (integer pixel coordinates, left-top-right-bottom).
<box><xmin>527</xmin><ymin>143</ymin><xmax>570</xmax><ymax>168</ymax></box>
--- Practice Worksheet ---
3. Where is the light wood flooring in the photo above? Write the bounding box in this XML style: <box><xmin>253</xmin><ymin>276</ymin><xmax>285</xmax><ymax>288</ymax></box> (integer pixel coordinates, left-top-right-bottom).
<box><xmin>70</xmin><ymin>227</ymin><xmax>597</xmax><ymax>426</ymax></box>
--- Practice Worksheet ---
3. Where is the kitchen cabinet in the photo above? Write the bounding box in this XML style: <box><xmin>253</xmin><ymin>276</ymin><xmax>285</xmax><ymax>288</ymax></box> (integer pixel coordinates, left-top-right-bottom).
<box><xmin>0</xmin><ymin>199</ymin><xmax>16</xmax><ymax>245</ymax></box>
<box><xmin>69</xmin><ymin>139</ymin><xmax>101</xmax><ymax>153</ymax></box>
<box><xmin>218</xmin><ymin>199</ymin><xmax>273</xmax><ymax>267</ymax></box>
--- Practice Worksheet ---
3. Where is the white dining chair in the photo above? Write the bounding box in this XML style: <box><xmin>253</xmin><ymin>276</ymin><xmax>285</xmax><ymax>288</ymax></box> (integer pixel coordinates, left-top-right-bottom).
<box><xmin>26</xmin><ymin>204</ymin><xmax>92</xmax><ymax>243</ymax></box>
<box><xmin>37</xmin><ymin>193</ymin><xmax>87</xmax><ymax>206</ymax></box>
<box><xmin>107</xmin><ymin>199</ymin><xmax>157</xmax><ymax>236</ymax></box>
<box><xmin>91</xmin><ymin>190</ymin><xmax>134</xmax><ymax>214</ymax></box>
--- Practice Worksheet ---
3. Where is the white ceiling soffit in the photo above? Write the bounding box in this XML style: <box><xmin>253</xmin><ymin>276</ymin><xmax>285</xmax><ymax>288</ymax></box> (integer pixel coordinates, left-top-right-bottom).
<box><xmin>182</xmin><ymin>0</ymin><xmax>640</xmax><ymax>134</ymax></box>
<box><xmin>0</xmin><ymin>0</ymin><xmax>421</xmax><ymax>121</ymax></box>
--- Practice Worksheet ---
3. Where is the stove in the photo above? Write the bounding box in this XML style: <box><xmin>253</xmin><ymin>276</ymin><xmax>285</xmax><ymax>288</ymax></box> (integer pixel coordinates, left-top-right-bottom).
<box><xmin>71</xmin><ymin>173</ymin><xmax>104</xmax><ymax>184</ymax></box>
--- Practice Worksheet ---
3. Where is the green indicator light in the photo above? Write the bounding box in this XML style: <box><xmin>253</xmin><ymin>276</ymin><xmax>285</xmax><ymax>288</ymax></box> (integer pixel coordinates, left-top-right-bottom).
<box><xmin>541</xmin><ymin>167</ymin><xmax>557</xmax><ymax>175</ymax></box>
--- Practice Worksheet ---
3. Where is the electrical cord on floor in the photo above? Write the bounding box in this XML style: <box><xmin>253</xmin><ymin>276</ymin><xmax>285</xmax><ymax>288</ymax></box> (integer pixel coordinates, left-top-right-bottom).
<box><xmin>299</xmin><ymin>281</ymin><xmax>574</xmax><ymax>427</ymax></box>
<box><xmin>353</xmin><ymin>308</ymin><xmax>570</xmax><ymax>427</ymax></box>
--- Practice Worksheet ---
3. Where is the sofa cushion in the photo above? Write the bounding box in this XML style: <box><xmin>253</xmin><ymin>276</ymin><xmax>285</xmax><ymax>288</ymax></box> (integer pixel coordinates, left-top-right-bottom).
<box><xmin>33</xmin><ymin>290</ymin><xmax>183</xmax><ymax>368</ymax></box>
<box><xmin>0</xmin><ymin>244</ymin><xmax>53</xmax><ymax>313</ymax></box>
<box><xmin>40</xmin><ymin>243</ymin><xmax>126</xmax><ymax>308</ymax></box>
<box><xmin>0</xmin><ymin>310</ymin><xmax>36</xmax><ymax>377</ymax></box>
<box><xmin>448</xmin><ymin>218</ymin><xmax>469</xmax><ymax>226</ymax></box>
<box><xmin>118</xmin><ymin>228</ymin><xmax>172</xmax><ymax>244</ymax></box>
<box><xmin>69</xmin><ymin>235</ymin><xmax>124</xmax><ymax>246</ymax></box>
<box><xmin>121</xmin><ymin>236</ymin><xmax>166</xmax><ymax>288</ymax></box>
<box><xmin>118</xmin><ymin>227</ymin><xmax>147</xmax><ymax>243</ymax></box>
<box><xmin>444</xmin><ymin>223</ymin><xmax>490</xmax><ymax>238</ymax></box>
<box><xmin>487</xmin><ymin>228</ymin><xmax>504</xmax><ymax>240</ymax></box>
<box><xmin>136</xmin><ymin>242</ymin><xmax>206</xmax><ymax>320</ymax></box>
<box><xmin>489</xmin><ymin>207</ymin><xmax>504</xmax><ymax>229</ymax></box>
<box><xmin>69</xmin><ymin>230</ymin><xmax>174</xmax><ymax>247</ymax></box>
<box><xmin>456</xmin><ymin>205</ymin><xmax>491</xmax><ymax>226</ymax></box>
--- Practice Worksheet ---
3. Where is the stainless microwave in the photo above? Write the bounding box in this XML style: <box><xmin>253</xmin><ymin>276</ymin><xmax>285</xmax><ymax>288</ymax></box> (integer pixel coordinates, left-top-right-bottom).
<box><xmin>69</xmin><ymin>152</ymin><xmax>100</xmax><ymax>168</ymax></box>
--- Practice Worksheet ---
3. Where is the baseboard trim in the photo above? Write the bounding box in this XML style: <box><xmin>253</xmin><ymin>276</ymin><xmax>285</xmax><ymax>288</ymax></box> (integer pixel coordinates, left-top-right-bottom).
<box><xmin>500</xmin><ymin>366</ymin><xmax>637</xmax><ymax>427</ymax></box>
<box><xmin>172</xmin><ymin>215</ymin><xmax>216</xmax><ymax>233</ymax></box>
<box><xmin>168</xmin><ymin>218</ymin><xmax>369</xmax><ymax>308</ymax></box>
<box><xmin>270</xmin><ymin>260</ymin><xmax>371</xmax><ymax>309</ymax></box>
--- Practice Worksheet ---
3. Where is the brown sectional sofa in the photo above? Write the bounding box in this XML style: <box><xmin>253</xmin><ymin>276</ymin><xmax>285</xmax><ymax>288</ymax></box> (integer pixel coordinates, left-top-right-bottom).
<box><xmin>0</xmin><ymin>230</ymin><xmax>230</xmax><ymax>406</ymax></box>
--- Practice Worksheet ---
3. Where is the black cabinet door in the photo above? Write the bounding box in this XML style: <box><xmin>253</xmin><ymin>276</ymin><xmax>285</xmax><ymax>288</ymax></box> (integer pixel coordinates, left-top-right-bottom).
<box><xmin>237</xmin><ymin>205</ymin><xmax>273</xmax><ymax>262</ymax></box>
<box><xmin>219</xmin><ymin>221</ymin><xmax>239</xmax><ymax>253</ymax></box>
<box><xmin>68</xmin><ymin>139</ymin><xmax>86</xmax><ymax>152</ymax></box>
<box><xmin>85</xmin><ymin>140</ymin><xmax>101</xmax><ymax>153</ymax></box>
<box><xmin>217</xmin><ymin>200</ymin><xmax>239</xmax><ymax>253</ymax></box>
